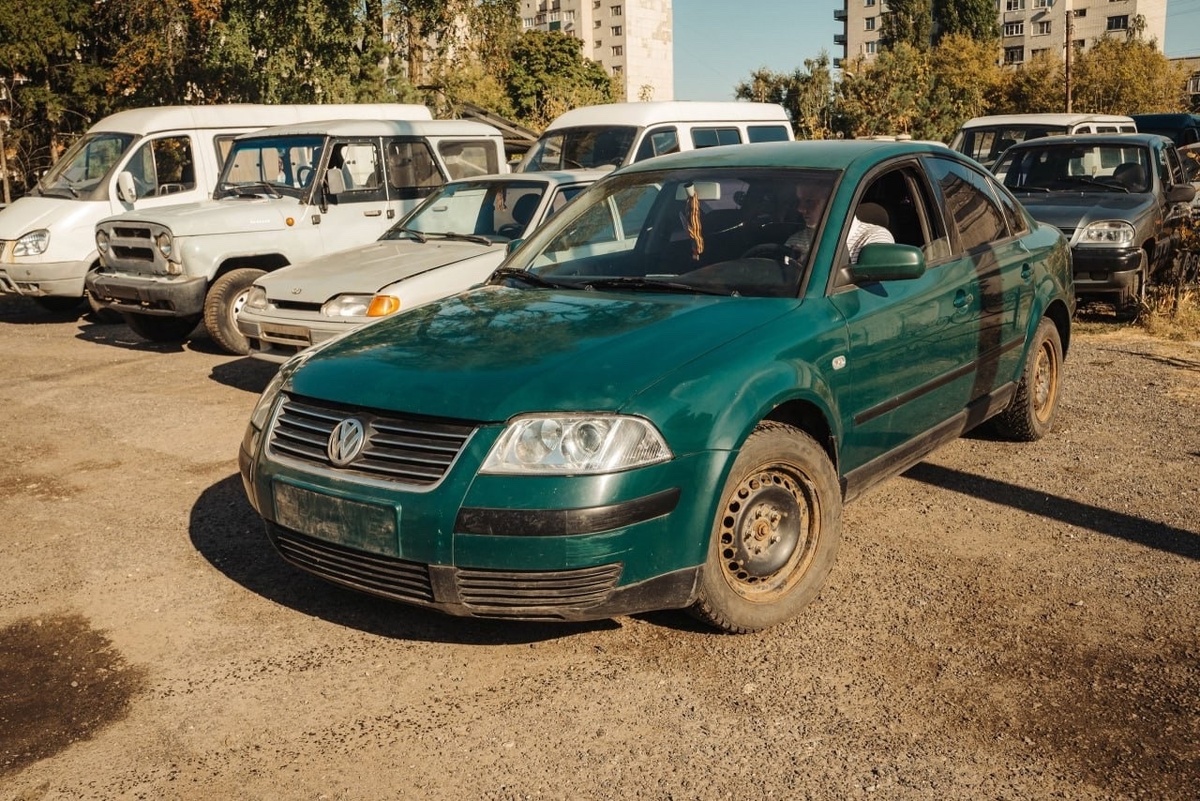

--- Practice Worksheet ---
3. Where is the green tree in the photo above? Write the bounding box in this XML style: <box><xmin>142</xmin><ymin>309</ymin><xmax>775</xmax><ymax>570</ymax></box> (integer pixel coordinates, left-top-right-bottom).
<box><xmin>1070</xmin><ymin>33</ymin><xmax>1189</xmax><ymax>114</ymax></box>
<box><xmin>505</xmin><ymin>30</ymin><xmax>615</xmax><ymax>129</ymax></box>
<box><xmin>993</xmin><ymin>51</ymin><xmax>1065</xmax><ymax>114</ymax></box>
<box><xmin>880</xmin><ymin>0</ymin><xmax>933</xmax><ymax>51</ymax></box>
<box><xmin>834</xmin><ymin>44</ymin><xmax>930</xmax><ymax>138</ymax></box>
<box><xmin>734</xmin><ymin>53</ymin><xmax>835</xmax><ymax>139</ymax></box>
<box><xmin>933</xmin><ymin>0</ymin><xmax>998</xmax><ymax>44</ymax></box>
<box><xmin>924</xmin><ymin>34</ymin><xmax>1003</xmax><ymax>141</ymax></box>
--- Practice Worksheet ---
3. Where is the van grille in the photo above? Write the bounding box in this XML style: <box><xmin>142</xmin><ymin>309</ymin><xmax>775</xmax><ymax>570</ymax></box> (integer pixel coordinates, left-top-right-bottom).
<box><xmin>268</xmin><ymin>393</ymin><xmax>475</xmax><ymax>485</ymax></box>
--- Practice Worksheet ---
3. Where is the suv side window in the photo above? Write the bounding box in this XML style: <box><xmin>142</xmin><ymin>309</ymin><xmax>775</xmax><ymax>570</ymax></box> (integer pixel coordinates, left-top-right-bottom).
<box><xmin>128</xmin><ymin>135</ymin><xmax>196</xmax><ymax>197</ymax></box>
<box><xmin>439</xmin><ymin>139</ymin><xmax>500</xmax><ymax>179</ymax></box>
<box><xmin>328</xmin><ymin>140</ymin><xmax>385</xmax><ymax>203</ymax></box>
<box><xmin>385</xmin><ymin>138</ymin><xmax>444</xmax><ymax>201</ymax></box>
<box><xmin>925</xmin><ymin>157</ymin><xmax>1009</xmax><ymax>252</ymax></box>
<box><xmin>634</xmin><ymin>127</ymin><xmax>680</xmax><ymax>162</ymax></box>
<box><xmin>1165</xmin><ymin>145</ymin><xmax>1185</xmax><ymax>186</ymax></box>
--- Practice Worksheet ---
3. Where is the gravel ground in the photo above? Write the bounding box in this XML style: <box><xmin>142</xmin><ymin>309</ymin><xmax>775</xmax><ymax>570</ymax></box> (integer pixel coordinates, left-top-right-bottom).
<box><xmin>0</xmin><ymin>294</ymin><xmax>1197</xmax><ymax>801</ymax></box>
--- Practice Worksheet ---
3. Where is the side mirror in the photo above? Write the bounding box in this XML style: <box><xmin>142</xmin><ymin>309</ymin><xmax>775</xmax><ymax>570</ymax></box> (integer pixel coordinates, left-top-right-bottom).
<box><xmin>1166</xmin><ymin>183</ymin><xmax>1197</xmax><ymax>204</ymax></box>
<box><xmin>506</xmin><ymin>238</ymin><xmax>524</xmax><ymax>255</ymax></box>
<box><xmin>847</xmin><ymin>243</ymin><xmax>927</xmax><ymax>283</ymax></box>
<box><xmin>117</xmin><ymin>171</ymin><xmax>138</xmax><ymax>203</ymax></box>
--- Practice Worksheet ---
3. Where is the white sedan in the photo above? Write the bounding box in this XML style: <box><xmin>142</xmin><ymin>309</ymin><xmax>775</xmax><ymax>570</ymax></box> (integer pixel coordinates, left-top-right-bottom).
<box><xmin>236</xmin><ymin>170</ymin><xmax>605</xmax><ymax>363</ymax></box>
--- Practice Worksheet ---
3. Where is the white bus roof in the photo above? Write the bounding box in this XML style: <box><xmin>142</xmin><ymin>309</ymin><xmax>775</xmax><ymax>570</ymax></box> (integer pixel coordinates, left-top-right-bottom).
<box><xmin>88</xmin><ymin>104</ymin><xmax>433</xmax><ymax>136</ymax></box>
<box><xmin>234</xmin><ymin>118</ymin><xmax>503</xmax><ymax>139</ymax></box>
<box><xmin>543</xmin><ymin>101</ymin><xmax>791</xmax><ymax>131</ymax></box>
<box><xmin>959</xmin><ymin>113</ymin><xmax>1134</xmax><ymax>129</ymax></box>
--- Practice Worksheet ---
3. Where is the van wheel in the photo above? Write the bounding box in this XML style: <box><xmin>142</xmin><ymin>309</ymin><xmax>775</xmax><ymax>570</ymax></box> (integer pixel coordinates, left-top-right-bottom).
<box><xmin>204</xmin><ymin>268</ymin><xmax>265</xmax><ymax>355</ymax></box>
<box><xmin>690</xmin><ymin>421</ymin><xmax>841</xmax><ymax>633</ymax></box>
<box><xmin>993</xmin><ymin>317</ymin><xmax>1062</xmax><ymax>442</ymax></box>
<box><xmin>123</xmin><ymin>312</ymin><xmax>202</xmax><ymax>343</ymax></box>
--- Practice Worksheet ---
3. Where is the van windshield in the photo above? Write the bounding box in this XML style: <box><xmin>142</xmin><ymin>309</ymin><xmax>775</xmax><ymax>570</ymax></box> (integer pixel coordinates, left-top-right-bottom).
<box><xmin>519</xmin><ymin>126</ymin><xmax>637</xmax><ymax>172</ymax></box>
<box><xmin>215</xmin><ymin>134</ymin><xmax>325</xmax><ymax>200</ymax></box>
<box><xmin>38</xmin><ymin>132</ymin><xmax>137</xmax><ymax>201</ymax></box>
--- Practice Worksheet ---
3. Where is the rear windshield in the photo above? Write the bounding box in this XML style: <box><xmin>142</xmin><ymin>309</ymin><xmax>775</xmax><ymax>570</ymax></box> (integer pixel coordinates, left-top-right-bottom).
<box><xmin>518</xmin><ymin>126</ymin><xmax>638</xmax><ymax>172</ymax></box>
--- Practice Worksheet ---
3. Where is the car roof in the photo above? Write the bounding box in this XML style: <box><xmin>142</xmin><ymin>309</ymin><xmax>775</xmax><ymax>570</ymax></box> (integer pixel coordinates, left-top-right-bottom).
<box><xmin>615</xmin><ymin>139</ymin><xmax>956</xmax><ymax>174</ymax></box>
<box><xmin>1003</xmin><ymin>132</ymin><xmax>1166</xmax><ymax>149</ymax></box>
<box><xmin>235</xmin><ymin>118</ymin><xmax>503</xmax><ymax>139</ymax></box>
<box><xmin>444</xmin><ymin>169</ymin><xmax>610</xmax><ymax>187</ymax></box>
<box><xmin>544</xmin><ymin>101</ymin><xmax>791</xmax><ymax>130</ymax></box>
<box><xmin>959</xmin><ymin>113</ymin><xmax>1134</xmax><ymax>128</ymax></box>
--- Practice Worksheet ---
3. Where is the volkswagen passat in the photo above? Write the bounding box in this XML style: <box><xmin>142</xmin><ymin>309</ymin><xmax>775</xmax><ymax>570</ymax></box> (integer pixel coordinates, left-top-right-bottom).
<box><xmin>239</xmin><ymin>141</ymin><xmax>1074</xmax><ymax>632</ymax></box>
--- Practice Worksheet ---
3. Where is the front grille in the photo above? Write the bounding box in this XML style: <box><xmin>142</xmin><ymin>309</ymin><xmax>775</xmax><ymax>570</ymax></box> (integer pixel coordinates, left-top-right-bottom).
<box><xmin>269</xmin><ymin>525</ymin><xmax>434</xmax><ymax>602</ymax></box>
<box><xmin>269</xmin><ymin>393</ymin><xmax>475</xmax><ymax>485</ymax></box>
<box><xmin>273</xmin><ymin>300</ymin><xmax>323</xmax><ymax>312</ymax></box>
<box><xmin>112</xmin><ymin>245</ymin><xmax>154</xmax><ymax>262</ymax></box>
<box><xmin>457</xmin><ymin>564</ymin><xmax>622</xmax><ymax>613</ymax></box>
<box><xmin>113</xmin><ymin>226</ymin><xmax>152</xmax><ymax>240</ymax></box>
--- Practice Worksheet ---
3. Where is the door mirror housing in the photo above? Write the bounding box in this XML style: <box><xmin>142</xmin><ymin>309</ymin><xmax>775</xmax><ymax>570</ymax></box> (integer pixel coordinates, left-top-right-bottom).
<box><xmin>117</xmin><ymin>171</ymin><xmax>138</xmax><ymax>203</ymax></box>
<box><xmin>1166</xmin><ymin>183</ymin><xmax>1197</xmax><ymax>204</ymax></box>
<box><xmin>847</xmin><ymin>243</ymin><xmax>927</xmax><ymax>283</ymax></box>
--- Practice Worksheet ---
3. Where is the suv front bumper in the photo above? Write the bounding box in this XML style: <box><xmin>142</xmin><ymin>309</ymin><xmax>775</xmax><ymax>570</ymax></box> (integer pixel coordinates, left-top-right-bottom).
<box><xmin>86</xmin><ymin>270</ymin><xmax>207</xmax><ymax>317</ymax></box>
<box><xmin>1071</xmin><ymin>246</ymin><xmax>1142</xmax><ymax>298</ymax></box>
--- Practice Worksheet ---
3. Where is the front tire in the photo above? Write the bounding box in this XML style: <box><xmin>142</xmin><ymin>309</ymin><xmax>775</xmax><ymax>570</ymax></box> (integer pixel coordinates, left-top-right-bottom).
<box><xmin>690</xmin><ymin>421</ymin><xmax>842</xmax><ymax>633</ymax></box>
<box><xmin>994</xmin><ymin>317</ymin><xmax>1063</xmax><ymax>441</ymax></box>
<box><xmin>123</xmin><ymin>312</ymin><xmax>203</xmax><ymax>343</ymax></box>
<box><xmin>204</xmin><ymin>268</ymin><xmax>265</xmax><ymax>355</ymax></box>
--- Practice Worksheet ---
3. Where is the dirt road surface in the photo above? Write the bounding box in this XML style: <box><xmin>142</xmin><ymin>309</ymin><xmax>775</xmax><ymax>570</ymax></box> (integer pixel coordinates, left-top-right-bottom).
<box><xmin>1</xmin><ymin>295</ymin><xmax>1197</xmax><ymax>800</ymax></box>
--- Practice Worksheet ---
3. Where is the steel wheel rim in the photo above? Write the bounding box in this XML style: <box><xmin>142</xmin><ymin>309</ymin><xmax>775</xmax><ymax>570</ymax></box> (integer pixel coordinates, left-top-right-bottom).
<box><xmin>230</xmin><ymin>288</ymin><xmax>251</xmax><ymax>325</ymax></box>
<box><xmin>718</xmin><ymin>465</ymin><xmax>818</xmax><ymax>601</ymax></box>
<box><xmin>1032</xmin><ymin>338</ymin><xmax>1059</xmax><ymax>424</ymax></box>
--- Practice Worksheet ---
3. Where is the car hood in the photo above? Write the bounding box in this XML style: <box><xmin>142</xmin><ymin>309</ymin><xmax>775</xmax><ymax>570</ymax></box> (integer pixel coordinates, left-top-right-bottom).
<box><xmin>0</xmin><ymin>195</ymin><xmax>101</xmax><ymax>241</ymax></box>
<box><xmin>1013</xmin><ymin>192</ymin><xmax>1157</xmax><ymax>232</ymax></box>
<box><xmin>289</xmin><ymin>286</ymin><xmax>797</xmax><ymax>422</ymax></box>
<box><xmin>100</xmin><ymin>197</ymin><xmax>300</xmax><ymax>237</ymax></box>
<box><xmin>257</xmin><ymin>239</ymin><xmax>501</xmax><ymax>302</ymax></box>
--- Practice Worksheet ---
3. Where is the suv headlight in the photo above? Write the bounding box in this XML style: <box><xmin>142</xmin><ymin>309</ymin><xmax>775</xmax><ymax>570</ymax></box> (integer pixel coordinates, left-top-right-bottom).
<box><xmin>321</xmin><ymin>294</ymin><xmax>374</xmax><ymax>318</ymax></box>
<box><xmin>481</xmin><ymin>414</ymin><xmax>672</xmax><ymax>475</ymax></box>
<box><xmin>14</xmin><ymin>229</ymin><xmax>49</xmax><ymax>257</ymax></box>
<box><xmin>96</xmin><ymin>229</ymin><xmax>110</xmax><ymax>254</ymax></box>
<box><xmin>1077</xmin><ymin>221</ymin><xmax>1135</xmax><ymax>247</ymax></box>
<box><xmin>155</xmin><ymin>232</ymin><xmax>173</xmax><ymax>258</ymax></box>
<box><xmin>245</xmin><ymin>286</ymin><xmax>268</xmax><ymax>311</ymax></box>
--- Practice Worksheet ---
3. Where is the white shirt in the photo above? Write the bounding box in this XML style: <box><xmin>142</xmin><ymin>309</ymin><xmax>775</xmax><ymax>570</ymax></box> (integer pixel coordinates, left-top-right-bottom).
<box><xmin>847</xmin><ymin>215</ymin><xmax>894</xmax><ymax>263</ymax></box>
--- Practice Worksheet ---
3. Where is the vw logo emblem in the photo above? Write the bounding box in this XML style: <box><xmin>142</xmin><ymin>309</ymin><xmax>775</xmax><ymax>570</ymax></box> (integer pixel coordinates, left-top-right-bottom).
<box><xmin>290</xmin><ymin>287</ymin><xmax>303</xmax><ymax>295</ymax></box>
<box><xmin>327</xmin><ymin>418</ymin><xmax>366</xmax><ymax>467</ymax></box>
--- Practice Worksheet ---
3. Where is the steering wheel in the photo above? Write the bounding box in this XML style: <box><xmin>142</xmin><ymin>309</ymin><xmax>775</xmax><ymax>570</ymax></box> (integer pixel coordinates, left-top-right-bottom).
<box><xmin>497</xmin><ymin>223</ymin><xmax>524</xmax><ymax>239</ymax></box>
<box><xmin>296</xmin><ymin>166</ymin><xmax>313</xmax><ymax>186</ymax></box>
<box><xmin>741</xmin><ymin>243</ymin><xmax>788</xmax><ymax>260</ymax></box>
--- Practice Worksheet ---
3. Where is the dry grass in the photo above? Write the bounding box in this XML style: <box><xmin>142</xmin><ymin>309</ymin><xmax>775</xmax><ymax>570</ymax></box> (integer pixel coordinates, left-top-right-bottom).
<box><xmin>1139</xmin><ymin>283</ymin><xmax>1200</xmax><ymax>342</ymax></box>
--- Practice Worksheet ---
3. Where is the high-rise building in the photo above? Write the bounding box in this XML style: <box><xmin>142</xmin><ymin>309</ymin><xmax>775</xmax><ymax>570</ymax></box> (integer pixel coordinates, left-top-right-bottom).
<box><xmin>834</xmin><ymin>0</ymin><xmax>1168</xmax><ymax>66</ymax></box>
<box><xmin>519</xmin><ymin>1</ymin><xmax>674</xmax><ymax>102</ymax></box>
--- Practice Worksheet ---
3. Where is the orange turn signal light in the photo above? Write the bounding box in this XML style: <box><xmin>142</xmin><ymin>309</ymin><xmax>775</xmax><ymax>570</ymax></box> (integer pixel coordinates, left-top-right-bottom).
<box><xmin>367</xmin><ymin>296</ymin><xmax>401</xmax><ymax>317</ymax></box>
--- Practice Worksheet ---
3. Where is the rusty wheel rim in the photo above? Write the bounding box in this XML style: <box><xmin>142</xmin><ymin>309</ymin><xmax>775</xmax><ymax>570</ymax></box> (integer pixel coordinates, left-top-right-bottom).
<box><xmin>1032</xmin><ymin>337</ymin><xmax>1059</xmax><ymax>424</ymax></box>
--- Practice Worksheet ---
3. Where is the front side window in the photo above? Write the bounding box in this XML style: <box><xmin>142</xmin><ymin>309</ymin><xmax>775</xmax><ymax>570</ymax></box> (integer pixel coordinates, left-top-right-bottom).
<box><xmin>125</xmin><ymin>135</ymin><xmax>197</xmax><ymax>198</ymax></box>
<box><xmin>39</xmin><ymin>132</ymin><xmax>136</xmax><ymax>201</ymax></box>
<box><xmin>328</xmin><ymin>140</ymin><xmax>385</xmax><ymax>202</ymax></box>
<box><xmin>510</xmin><ymin>167</ymin><xmax>841</xmax><ymax>299</ymax></box>
<box><xmin>519</xmin><ymin>126</ymin><xmax>638</xmax><ymax>171</ymax></box>
<box><xmin>216</xmin><ymin>134</ymin><xmax>324</xmax><ymax>200</ymax></box>
<box><xmin>385</xmin><ymin>139</ymin><xmax>443</xmax><ymax>201</ymax></box>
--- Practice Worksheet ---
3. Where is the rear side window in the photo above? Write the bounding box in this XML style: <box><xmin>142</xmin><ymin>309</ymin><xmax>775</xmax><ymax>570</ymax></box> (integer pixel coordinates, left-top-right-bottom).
<box><xmin>691</xmin><ymin>128</ymin><xmax>742</xmax><ymax>148</ymax></box>
<box><xmin>439</xmin><ymin>140</ymin><xmax>500</xmax><ymax>179</ymax></box>
<box><xmin>925</xmin><ymin>157</ymin><xmax>1009</xmax><ymax>252</ymax></box>
<box><xmin>386</xmin><ymin>139</ymin><xmax>444</xmax><ymax>201</ymax></box>
<box><xmin>747</xmin><ymin>125</ymin><xmax>791</xmax><ymax>143</ymax></box>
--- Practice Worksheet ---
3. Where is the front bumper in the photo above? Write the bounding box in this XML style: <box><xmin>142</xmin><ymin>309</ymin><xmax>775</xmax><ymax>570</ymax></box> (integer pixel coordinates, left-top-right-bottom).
<box><xmin>86</xmin><ymin>270</ymin><xmax>208</xmax><ymax>317</ymax></box>
<box><xmin>1071</xmin><ymin>246</ymin><xmax>1142</xmax><ymax>298</ymax></box>
<box><xmin>239</xmin><ymin>414</ymin><xmax>726</xmax><ymax>623</ymax></box>
<box><xmin>237</xmin><ymin>309</ymin><xmax>356</xmax><ymax>364</ymax></box>
<box><xmin>0</xmin><ymin>259</ymin><xmax>91</xmax><ymax>298</ymax></box>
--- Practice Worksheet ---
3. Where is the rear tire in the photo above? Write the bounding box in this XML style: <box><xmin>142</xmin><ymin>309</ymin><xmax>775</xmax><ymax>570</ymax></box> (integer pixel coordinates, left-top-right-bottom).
<box><xmin>203</xmin><ymin>268</ymin><xmax>265</xmax><ymax>355</ymax></box>
<box><xmin>690</xmin><ymin>421</ymin><xmax>841</xmax><ymax>633</ymax></box>
<box><xmin>123</xmin><ymin>312</ymin><xmax>203</xmax><ymax>343</ymax></box>
<box><xmin>994</xmin><ymin>317</ymin><xmax>1063</xmax><ymax>442</ymax></box>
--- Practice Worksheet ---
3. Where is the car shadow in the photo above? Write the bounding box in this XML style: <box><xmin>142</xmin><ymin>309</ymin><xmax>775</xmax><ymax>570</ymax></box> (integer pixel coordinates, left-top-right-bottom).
<box><xmin>209</xmin><ymin>357</ymin><xmax>277</xmax><ymax>394</ymax></box>
<box><xmin>189</xmin><ymin>474</ymin><xmax>621</xmax><ymax>644</ymax></box>
<box><xmin>903</xmin><ymin>462</ymin><xmax>1200</xmax><ymax>561</ymax></box>
<box><xmin>74</xmin><ymin>317</ymin><xmax>227</xmax><ymax>355</ymax></box>
<box><xmin>0</xmin><ymin>295</ymin><xmax>89</xmax><ymax>324</ymax></box>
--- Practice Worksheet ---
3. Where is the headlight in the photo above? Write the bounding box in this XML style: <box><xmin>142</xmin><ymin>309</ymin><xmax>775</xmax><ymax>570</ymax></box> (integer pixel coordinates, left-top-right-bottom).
<box><xmin>14</xmin><ymin>229</ymin><xmax>49</xmax><ymax>257</ymax></box>
<box><xmin>321</xmin><ymin>294</ymin><xmax>374</xmax><ymax>318</ymax></box>
<box><xmin>481</xmin><ymin>414</ymin><xmax>672</xmax><ymax>475</ymax></box>
<box><xmin>367</xmin><ymin>295</ymin><xmax>401</xmax><ymax>317</ymax></box>
<box><xmin>245</xmin><ymin>285</ymin><xmax>268</xmax><ymax>311</ymax></box>
<box><xmin>1078</xmin><ymin>221</ymin><xmax>1135</xmax><ymax>247</ymax></box>
<box><xmin>96</xmin><ymin>229</ymin><xmax>110</xmax><ymax>254</ymax></box>
<box><xmin>155</xmin><ymin>232</ymin><xmax>173</xmax><ymax>258</ymax></box>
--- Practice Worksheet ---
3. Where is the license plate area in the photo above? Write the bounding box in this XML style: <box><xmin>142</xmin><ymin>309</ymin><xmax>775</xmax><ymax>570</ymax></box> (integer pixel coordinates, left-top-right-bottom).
<box><xmin>272</xmin><ymin>481</ymin><xmax>397</xmax><ymax>556</ymax></box>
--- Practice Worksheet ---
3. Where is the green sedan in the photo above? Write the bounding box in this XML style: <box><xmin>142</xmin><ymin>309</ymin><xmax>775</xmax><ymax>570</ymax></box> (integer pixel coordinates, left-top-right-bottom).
<box><xmin>239</xmin><ymin>140</ymin><xmax>1074</xmax><ymax>633</ymax></box>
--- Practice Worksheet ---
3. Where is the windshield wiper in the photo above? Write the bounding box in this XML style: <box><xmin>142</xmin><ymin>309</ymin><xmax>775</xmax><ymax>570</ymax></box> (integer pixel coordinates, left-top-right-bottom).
<box><xmin>1063</xmin><ymin>176</ymin><xmax>1129</xmax><ymax>193</ymax></box>
<box><xmin>391</xmin><ymin>227</ymin><xmax>427</xmax><ymax>243</ymax></box>
<box><xmin>229</xmin><ymin>182</ymin><xmax>282</xmax><ymax>199</ymax></box>
<box><xmin>1010</xmin><ymin>184</ymin><xmax>1050</xmax><ymax>193</ymax></box>
<box><xmin>488</xmin><ymin>266</ymin><xmax>575</xmax><ymax>289</ymax></box>
<box><xmin>423</xmin><ymin>232</ymin><xmax>494</xmax><ymax>246</ymax></box>
<box><xmin>582</xmin><ymin>276</ymin><xmax>732</xmax><ymax>296</ymax></box>
<box><xmin>40</xmin><ymin>186</ymin><xmax>78</xmax><ymax>199</ymax></box>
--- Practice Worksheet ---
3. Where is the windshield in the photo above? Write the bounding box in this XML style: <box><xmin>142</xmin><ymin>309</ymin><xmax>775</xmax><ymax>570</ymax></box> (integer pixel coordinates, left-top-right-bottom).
<box><xmin>956</xmin><ymin>125</ymin><xmax>1068</xmax><ymax>167</ymax></box>
<box><xmin>381</xmin><ymin>180</ymin><xmax>549</xmax><ymax>243</ymax></box>
<box><xmin>214</xmin><ymin>134</ymin><xmax>325</xmax><ymax>199</ymax></box>
<box><xmin>519</xmin><ymin>126</ymin><xmax>638</xmax><ymax>171</ymax></box>
<box><xmin>38</xmin><ymin>132</ymin><xmax>137</xmax><ymax>200</ymax></box>
<box><xmin>500</xmin><ymin>167</ymin><xmax>839</xmax><ymax>298</ymax></box>
<box><xmin>994</xmin><ymin>143</ymin><xmax>1152</xmax><ymax>194</ymax></box>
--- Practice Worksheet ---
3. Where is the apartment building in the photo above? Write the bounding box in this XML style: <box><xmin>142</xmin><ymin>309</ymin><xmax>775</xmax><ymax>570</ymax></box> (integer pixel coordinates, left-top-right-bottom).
<box><xmin>519</xmin><ymin>0</ymin><xmax>674</xmax><ymax>101</ymax></box>
<box><xmin>834</xmin><ymin>0</ymin><xmax>1168</xmax><ymax>66</ymax></box>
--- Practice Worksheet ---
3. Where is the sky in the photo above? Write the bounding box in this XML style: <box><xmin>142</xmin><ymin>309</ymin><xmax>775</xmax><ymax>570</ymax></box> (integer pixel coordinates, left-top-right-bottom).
<box><xmin>673</xmin><ymin>0</ymin><xmax>1200</xmax><ymax>102</ymax></box>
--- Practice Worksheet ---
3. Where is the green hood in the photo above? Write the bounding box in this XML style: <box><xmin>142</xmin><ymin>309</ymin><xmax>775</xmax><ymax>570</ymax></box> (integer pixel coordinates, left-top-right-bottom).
<box><xmin>289</xmin><ymin>285</ymin><xmax>797</xmax><ymax>422</ymax></box>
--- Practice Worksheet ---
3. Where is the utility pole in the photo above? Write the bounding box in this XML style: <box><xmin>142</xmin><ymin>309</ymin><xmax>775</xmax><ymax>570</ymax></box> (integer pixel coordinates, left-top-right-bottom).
<box><xmin>0</xmin><ymin>78</ymin><xmax>9</xmax><ymax>205</ymax></box>
<box><xmin>1064</xmin><ymin>0</ymin><xmax>1074</xmax><ymax>113</ymax></box>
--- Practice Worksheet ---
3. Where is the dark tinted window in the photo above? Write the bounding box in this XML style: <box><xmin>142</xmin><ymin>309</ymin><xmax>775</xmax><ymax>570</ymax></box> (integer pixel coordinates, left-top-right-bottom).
<box><xmin>691</xmin><ymin>128</ymin><xmax>742</xmax><ymax>148</ymax></box>
<box><xmin>634</xmin><ymin>127</ymin><xmax>680</xmax><ymax>162</ymax></box>
<box><xmin>926</xmin><ymin>158</ymin><xmax>1008</xmax><ymax>252</ymax></box>
<box><xmin>747</xmin><ymin>125</ymin><xmax>791</xmax><ymax>143</ymax></box>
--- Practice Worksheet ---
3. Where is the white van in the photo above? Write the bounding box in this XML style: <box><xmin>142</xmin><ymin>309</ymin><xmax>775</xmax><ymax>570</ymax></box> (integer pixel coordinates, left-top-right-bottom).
<box><xmin>89</xmin><ymin>118</ymin><xmax>506</xmax><ymax>354</ymax></box>
<box><xmin>950</xmin><ymin>113</ymin><xmax>1137</xmax><ymax>170</ymax></box>
<box><xmin>0</xmin><ymin>103</ymin><xmax>432</xmax><ymax>313</ymax></box>
<box><xmin>516</xmin><ymin>101</ymin><xmax>793</xmax><ymax>172</ymax></box>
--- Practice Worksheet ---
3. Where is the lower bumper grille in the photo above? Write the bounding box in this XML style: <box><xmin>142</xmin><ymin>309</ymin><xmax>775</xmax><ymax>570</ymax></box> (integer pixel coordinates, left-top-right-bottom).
<box><xmin>269</xmin><ymin>525</ymin><xmax>434</xmax><ymax>603</ymax></box>
<box><xmin>456</xmin><ymin>564</ymin><xmax>622</xmax><ymax>613</ymax></box>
